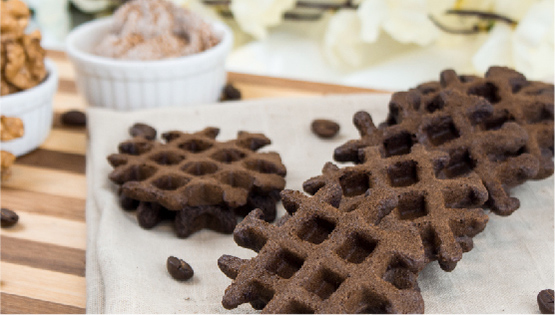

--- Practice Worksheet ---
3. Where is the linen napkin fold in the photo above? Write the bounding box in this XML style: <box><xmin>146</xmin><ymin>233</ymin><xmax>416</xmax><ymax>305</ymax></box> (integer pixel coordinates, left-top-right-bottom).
<box><xmin>86</xmin><ymin>94</ymin><xmax>553</xmax><ymax>313</ymax></box>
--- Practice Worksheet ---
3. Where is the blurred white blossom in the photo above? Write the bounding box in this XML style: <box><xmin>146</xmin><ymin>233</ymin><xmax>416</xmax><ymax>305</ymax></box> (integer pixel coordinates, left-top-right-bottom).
<box><xmin>324</xmin><ymin>9</ymin><xmax>364</xmax><ymax>67</ymax></box>
<box><xmin>473</xmin><ymin>0</ymin><xmax>554</xmax><ymax>79</ymax></box>
<box><xmin>230</xmin><ymin>0</ymin><xmax>296</xmax><ymax>40</ymax></box>
<box><xmin>357</xmin><ymin>0</ymin><xmax>454</xmax><ymax>46</ymax></box>
<box><xmin>324</xmin><ymin>7</ymin><xmax>415</xmax><ymax>68</ymax></box>
<box><xmin>324</xmin><ymin>0</ymin><xmax>454</xmax><ymax>67</ymax></box>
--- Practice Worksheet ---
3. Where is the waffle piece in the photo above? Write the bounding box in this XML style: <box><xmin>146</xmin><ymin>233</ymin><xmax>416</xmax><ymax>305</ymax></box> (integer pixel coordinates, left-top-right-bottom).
<box><xmin>219</xmin><ymin>188</ymin><xmax>428</xmax><ymax>313</ymax></box>
<box><xmin>305</xmin><ymin>144</ymin><xmax>488</xmax><ymax>271</ymax></box>
<box><xmin>117</xmin><ymin>189</ymin><xmax>279</xmax><ymax>237</ymax></box>
<box><xmin>335</xmin><ymin>89</ymin><xmax>539</xmax><ymax>216</ymax></box>
<box><xmin>409</xmin><ymin>67</ymin><xmax>554</xmax><ymax>179</ymax></box>
<box><xmin>108</xmin><ymin>126</ymin><xmax>286</xmax><ymax>237</ymax></box>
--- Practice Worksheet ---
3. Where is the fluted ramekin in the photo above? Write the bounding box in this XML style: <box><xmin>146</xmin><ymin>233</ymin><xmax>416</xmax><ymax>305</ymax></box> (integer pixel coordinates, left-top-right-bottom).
<box><xmin>65</xmin><ymin>18</ymin><xmax>233</xmax><ymax>111</ymax></box>
<box><xmin>1</xmin><ymin>59</ymin><xmax>58</xmax><ymax>157</ymax></box>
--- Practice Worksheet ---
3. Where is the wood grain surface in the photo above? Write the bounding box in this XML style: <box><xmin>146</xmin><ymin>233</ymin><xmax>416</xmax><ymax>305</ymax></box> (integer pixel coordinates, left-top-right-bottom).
<box><xmin>0</xmin><ymin>50</ymin><xmax>377</xmax><ymax>314</ymax></box>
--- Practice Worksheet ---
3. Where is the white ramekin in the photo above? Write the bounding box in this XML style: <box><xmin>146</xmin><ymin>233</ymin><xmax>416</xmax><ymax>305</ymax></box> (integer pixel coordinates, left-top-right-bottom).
<box><xmin>1</xmin><ymin>59</ymin><xmax>58</xmax><ymax>157</ymax></box>
<box><xmin>65</xmin><ymin>18</ymin><xmax>233</xmax><ymax>111</ymax></box>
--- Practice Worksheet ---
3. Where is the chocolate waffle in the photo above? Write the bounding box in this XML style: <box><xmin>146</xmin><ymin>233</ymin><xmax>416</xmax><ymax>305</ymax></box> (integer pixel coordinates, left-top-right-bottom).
<box><xmin>335</xmin><ymin>88</ymin><xmax>540</xmax><ymax>216</ymax></box>
<box><xmin>219</xmin><ymin>191</ymin><xmax>427</xmax><ymax>313</ymax></box>
<box><xmin>410</xmin><ymin>67</ymin><xmax>554</xmax><ymax>179</ymax></box>
<box><xmin>305</xmin><ymin>144</ymin><xmax>489</xmax><ymax>271</ymax></box>
<box><xmin>108</xmin><ymin>126</ymin><xmax>286</xmax><ymax>237</ymax></box>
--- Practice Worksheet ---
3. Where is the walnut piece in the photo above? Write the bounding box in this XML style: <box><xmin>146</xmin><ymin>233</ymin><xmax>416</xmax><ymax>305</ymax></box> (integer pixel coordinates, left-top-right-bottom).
<box><xmin>1</xmin><ymin>150</ymin><xmax>16</xmax><ymax>181</ymax></box>
<box><xmin>1</xmin><ymin>116</ymin><xmax>25</xmax><ymax>141</ymax></box>
<box><xmin>0</xmin><ymin>0</ymin><xmax>46</xmax><ymax>96</ymax></box>
<box><xmin>0</xmin><ymin>0</ymin><xmax>30</xmax><ymax>41</ymax></box>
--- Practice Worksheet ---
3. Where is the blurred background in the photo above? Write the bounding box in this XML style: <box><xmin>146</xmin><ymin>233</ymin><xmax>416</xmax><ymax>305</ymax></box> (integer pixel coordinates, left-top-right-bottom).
<box><xmin>23</xmin><ymin>0</ymin><xmax>554</xmax><ymax>91</ymax></box>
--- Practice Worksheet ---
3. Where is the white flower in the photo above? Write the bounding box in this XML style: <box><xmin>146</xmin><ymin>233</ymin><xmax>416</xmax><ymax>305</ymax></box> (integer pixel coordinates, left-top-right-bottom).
<box><xmin>356</xmin><ymin>0</ymin><xmax>455</xmax><ymax>46</ymax></box>
<box><xmin>356</xmin><ymin>0</ymin><xmax>386</xmax><ymax>43</ymax></box>
<box><xmin>473</xmin><ymin>0</ymin><xmax>554</xmax><ymax>79</ymax></box>
<box><xmin>324</xmin><ymin>9</ymin><xmax>365</xmax><ymax>67</ymax></box>
<box><xmin>230</xmin><ymin>0</ymin><xmax>296</xmax><ymax>40</ymax></box>
<box><xmin>70</xmin><ymin>0</ymin><xmax>111</xmax><ymax>13</ymax></box>
<box><xmin>323</xmin><ymin>8</ymin><xmax>414</xmax><ymax>68</ymax></box>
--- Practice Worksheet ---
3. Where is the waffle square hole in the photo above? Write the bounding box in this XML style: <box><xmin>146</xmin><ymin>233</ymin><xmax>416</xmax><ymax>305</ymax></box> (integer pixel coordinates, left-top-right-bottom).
<box><xmin>178</xmin><ymin>139</ymin><xmax>213</xmax><ymax>153</ymax></box>
<box><xmin>244</xmin><ymin>159</ymin><xmax>282</xmax><ymax>175</ymax></box>
<box><xmin>420</xmin><ymin>227</ymin><xmax>439</xmax><ymax>260</ymax></box>
<box><xmin>249</xmin><ymin>282</ymin><xmax>275</xmax><ymax>310</ymax></box>
<box><xmin>297</xmin><ymin>216</ymin><xmax>335</xmax><ymax>244</ymax></box>
<box><xmin>265</xmin><ymin>249</ymin><xmax>304</xmax><ymax>279</ymax></box>
<box><xmin>152</xmin><ymin>175</ymin><xmax>189</xmax><ymax>191</ymax></box>
<box><xmin>384</xmin><ymin>103</ymin><xmax>400</xmax><ymax>126</ymax></box>
<box><xmin>383</xmin><ymin>132</ymin><xmax>414</xmax><ymax>157</ymax></box>
<box><xmin>210</xmin><ymin>148</ymin><xmax>246</xmax><ymax>163</ymax></box>
<box><xmin>181</xmin><ymin>161</ymin><xmax>219</xmax><ymax>176</ymax></box>
<box><xmin>149</xmin><ymin>151</ymin><xmax>185</xmax><ymax>165</ymax></box>
<box><xmin>484</xmin><ymin>111</ymin><xmax>514</xmax><ymax>130</ymax></box>
<box><xmin>440</xmin><ymin>149</ymin><xmax>476</xmax><ymax>178</ymax></box>
<box><xmin>387</xmin><ymin>160</ymin><xmax>419</xmax><ymax>187</ymax></box>
<box><xmin>487</xmin><ymin>146</ymin><xmax>526</xmax><ymax>163</ymax></box>
<box><xmin>425</xmin><ymin>94</ymin><xmax>445</xmax><ymax>113</ymax></box>
<box><xmin>353</xmin><ymin>290</ymin><xmax>389</xmax><ymax>314</ymax></box>
<box><xmin>468</xmin><ymin>82</ymin><xmax>501</xmax><ymax>103</ymax></box>
<box><xmin>127</xmin><ymin>165</ymin><xmax>157</xmax><ymax>182</ymax></box>
<box><xmin>282</xmin><ymin>301</ymin><xmax>314</xmax><ymax>314</ymax></box>
<box><xmin>525</xmin><ymin>103</ymin><xmax>554</xmax><ymax>124</ymax></box>
<box><xmin>336</xmin><ymin>232</ymin><xmax>377</xmax><ymax>264</ymax></box>
<box><xmin>119</xmin><ymin>141</ymin><xmax>153</xmax><ymax>155</ymax></box>
<box><xmin>304</xmin><ymin>268</ymin><xmax>345</xmax><ymax>300</ymax></box>
<box><xmin>383</xmin><ymin>257</ymin><xmax>416</xmax><ymax>290</ymax></box>
<box><xmin>459</xmin><ymin>75</ymin><xmax>477</xmax><ymax>83</ymax></box>
<box><xmin>425</xmin><ymin>117</ymin><xmax>460</xmax><ymax>146</ymax></box>
<box><xmin>339</xmin><ymin>171</ymin><xmax>371</xmax><ymax>197</ymax></box>
<box><xmin>397</xmin><ymin>192</ymin><xmax>428</xmax><ymax>221</ymax></box>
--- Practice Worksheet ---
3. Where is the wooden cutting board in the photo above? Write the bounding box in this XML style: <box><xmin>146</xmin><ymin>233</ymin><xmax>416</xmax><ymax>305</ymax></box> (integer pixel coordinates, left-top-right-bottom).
<box><xmin>0</xmin><ymin>50</ymin><xmax>381</xmax><ymax>314</ymax></box>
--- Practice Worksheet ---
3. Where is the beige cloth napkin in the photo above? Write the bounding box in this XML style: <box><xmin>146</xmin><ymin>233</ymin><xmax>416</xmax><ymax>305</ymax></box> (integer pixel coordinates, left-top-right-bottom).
<box><xmin>86</xmin><ymin>94</ymin><xmax>554</xmax><ymax>314</ymax></box>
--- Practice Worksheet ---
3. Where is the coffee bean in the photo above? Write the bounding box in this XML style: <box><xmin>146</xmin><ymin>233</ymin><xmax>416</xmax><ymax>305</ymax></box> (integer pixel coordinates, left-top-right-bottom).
<box><xmin>538</xmin><ymin>289</ymin><xmax>554</xmax><ymax>314</ymax></box>
<box><xmin>311</xmin><ymin>119</ymin><xmax>340</xmax><ymax>138</ymax></box>
<box><xmin>61</xmin><ymin>110</ymin><xmax>87</xmax><ymax>127</ymax></box>
<box><xmin>1</xmin><ymin>208</ymin><xmax>19</xmax><ymax>227</ymax></box>
<box><xmin>167</xmin><ymin>256</ymin><xmax>194</xmax><ymax>281</ymax></box>
<box><xmin>221</xmin><ymin>83</ymin><xmax>241</xmax><ymax>101</ymax></box>
<box><xmin>129</xmin><ymin>123</ymin><xmax>157</xmax><ymax>140</ymax></box>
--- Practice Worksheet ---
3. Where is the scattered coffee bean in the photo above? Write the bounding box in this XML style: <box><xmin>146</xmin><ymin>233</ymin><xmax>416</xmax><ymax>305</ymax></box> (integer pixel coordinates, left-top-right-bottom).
<box><xmin>1</xmin><ymin>208</ymin><xmax>19</xmax><ymax>227</ymax></box>
<box><xmin>311</xmin><ymin>119</ymin><xmax>340</xmax><ymax>138</ymax></box>
<box><xmin>129</xmin><ymin>123</ymin><xmax>157</xmax><ymax>140</ymax></box>
<box><xmin>167</xmin><ymin>256</ymin><xmax>194</xmax><ymax>281</ymax></box>
<box><xmin>221</xmin><ymin>83</ymin><xmax>241</xmax><ymax>101</ymax></box>
<box><xmin>61</xmin><ymin>110</ymin><xmax>87</xmax><ymax>127</ymax></box>
<box><xmin>538</xmin><ymin>289</ymin><xmax>554</xmax><ymax>314</ymax></box>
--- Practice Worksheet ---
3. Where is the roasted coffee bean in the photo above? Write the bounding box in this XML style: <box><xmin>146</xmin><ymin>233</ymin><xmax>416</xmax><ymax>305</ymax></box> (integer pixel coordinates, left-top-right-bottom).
<box><xmin>1</xmin><ymin>208</ymin><xmax>19</xmax><ymax>227</ymax></box>
<box><xmin>311</xmin><ymin>119</ymin><xmax>340</xmax><ymax>138</ymax></box>
<box><xmin>167</xmin><ymin>256</ymin><xmax>194</xmax><ymax>281</ymax></box>
<box><xmin>221</xmin><ymin>83</ymin><xmax>241</xmax><ymax>101</ymax></box>
<box><xmin>129</xmin><ymin>123</ymin><xmax>157</xmax><ymax>140</ymax></box>
<box><xmin>538</xmin><ymin>289</ymin><xmax>554</xmax><ymax>314</ymax></box>
<box><xmin>61</xmin><ymin>110</ymin><xmax>87</xmax><ymax>127</ymax></box>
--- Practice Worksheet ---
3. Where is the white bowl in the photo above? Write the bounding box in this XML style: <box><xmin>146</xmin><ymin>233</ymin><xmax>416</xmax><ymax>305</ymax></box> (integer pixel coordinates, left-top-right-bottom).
<box><xmin>1</xmin><ymin>59</ymin><xmax>58</xmax><ymax>157</ymax></box>
<box><xmin>65</xmin><ymin>18</ymin><xmax>233</xmax><ymax>110</ymax></box>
